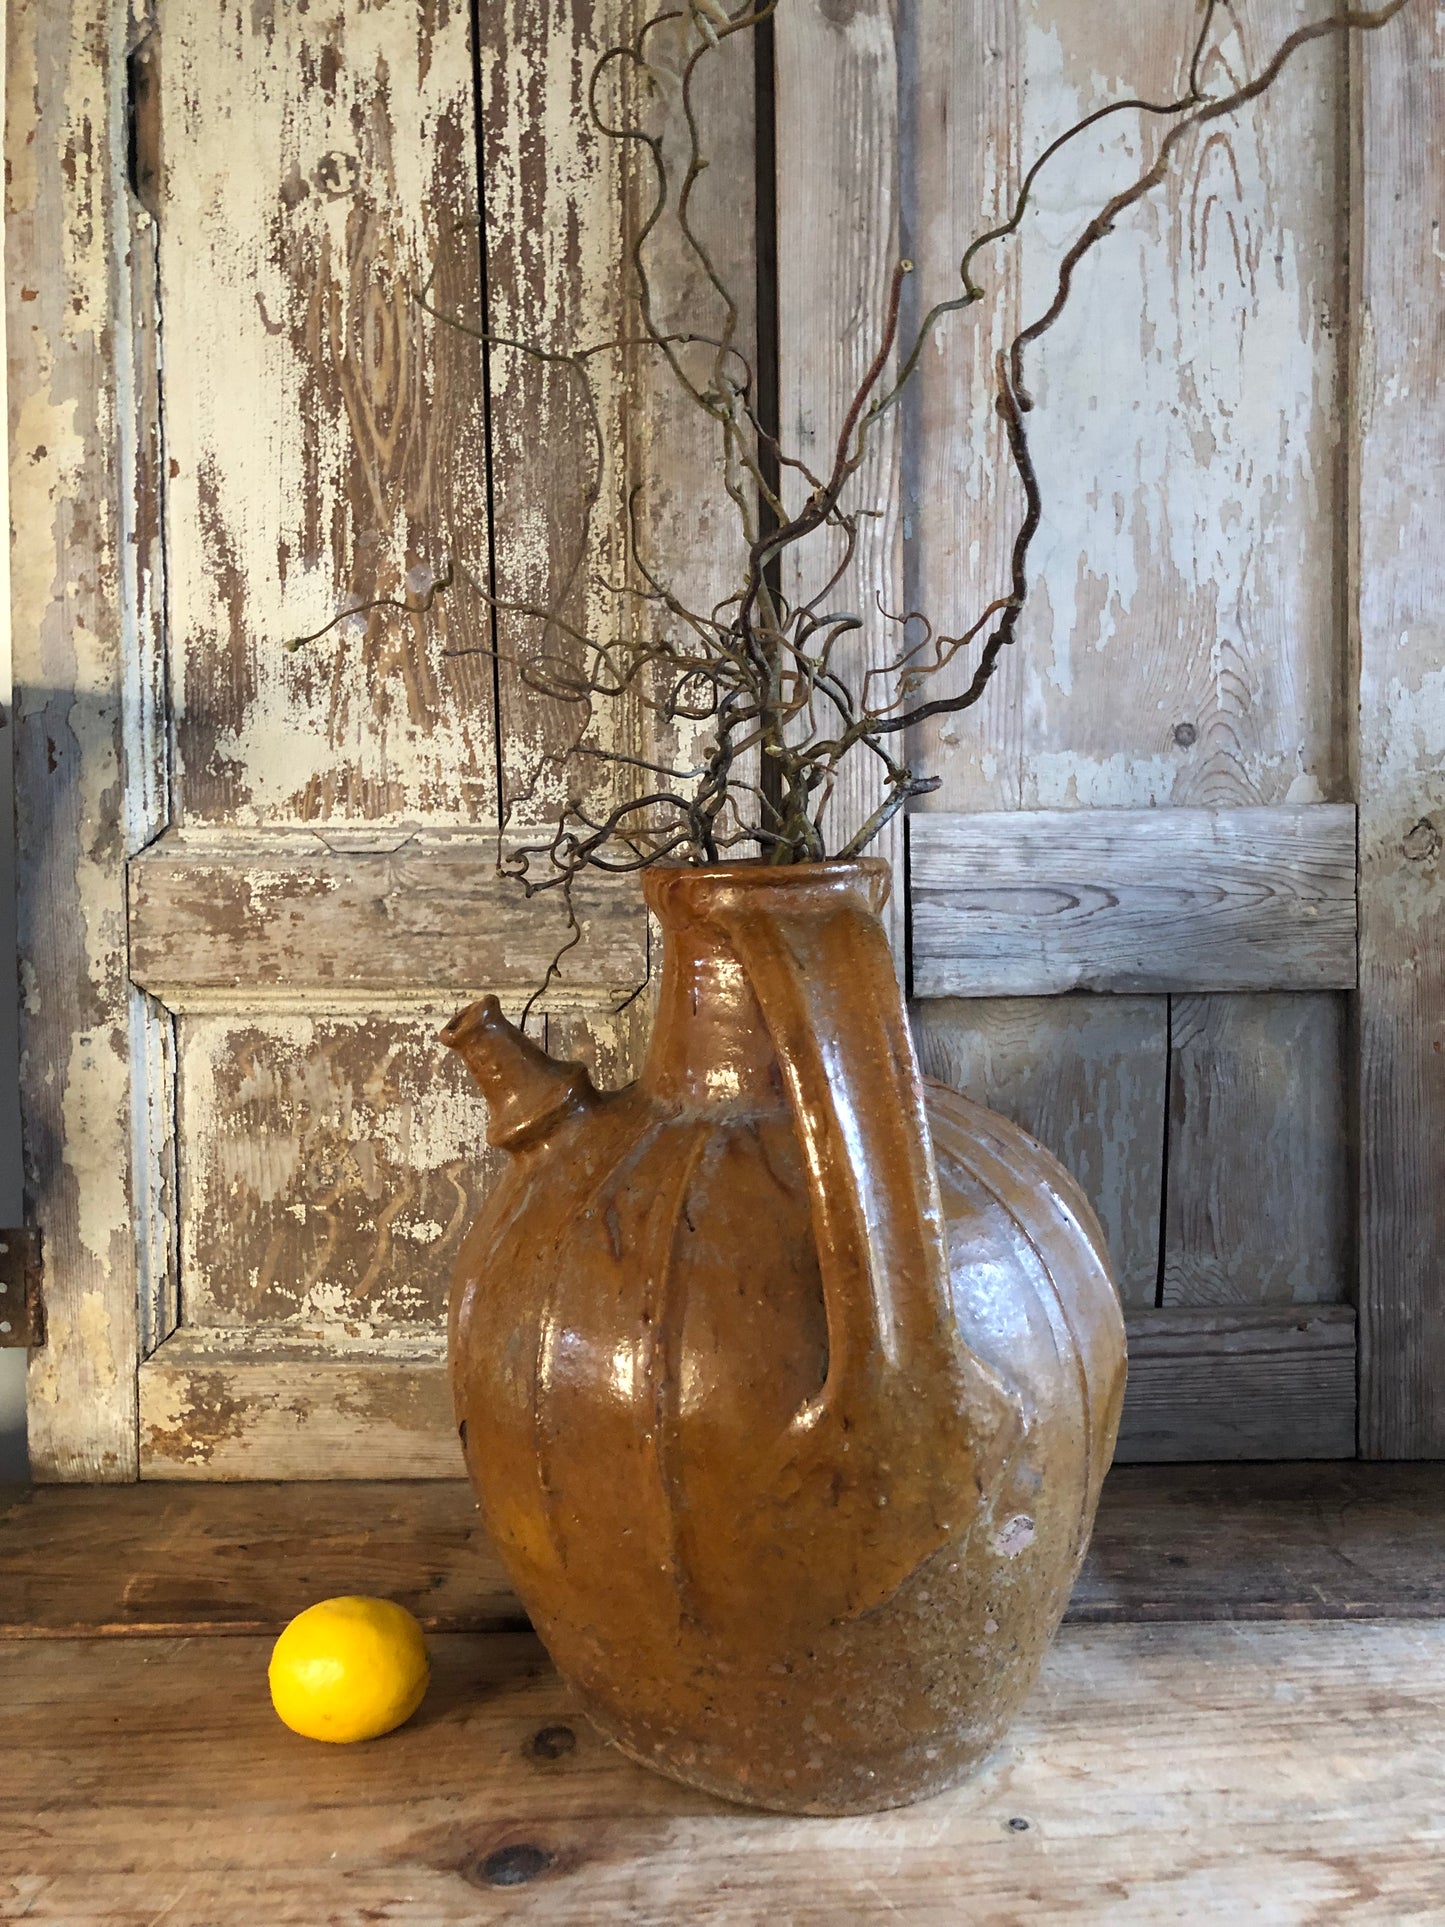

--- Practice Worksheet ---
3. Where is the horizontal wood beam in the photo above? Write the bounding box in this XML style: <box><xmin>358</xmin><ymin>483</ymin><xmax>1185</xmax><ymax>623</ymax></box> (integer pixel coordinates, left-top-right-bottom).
<box><xmin>127</xmin><ymin>832</ymin><xmax>647</xmax><ymax>1009</ymax></box>
<box><xmin>138</xmin><ymin>1337</ymin><xmax>460</xmax><ymax>1480</ymax></box>
<box><xmin>137</xmin><ymin>1306</ymin><xmax>1357</xmax><ymax>1479</ymax></box>
<box><xmin>908</xmin><ymin>805</ymin><xmax>1357</xmax><ymax>998</ymax></box>
<box><xmin>1113</xmin><ymin>1306</ymin><xmax>1357</xmax><ymax>1464</ymax></box>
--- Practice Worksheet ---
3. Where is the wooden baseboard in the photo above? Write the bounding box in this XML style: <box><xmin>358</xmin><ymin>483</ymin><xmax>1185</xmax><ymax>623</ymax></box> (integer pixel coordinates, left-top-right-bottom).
<box><xmin>1113</xmin><ymin>1306</ymin><xmax>1356</xmax><ymax>1463</ymax></box>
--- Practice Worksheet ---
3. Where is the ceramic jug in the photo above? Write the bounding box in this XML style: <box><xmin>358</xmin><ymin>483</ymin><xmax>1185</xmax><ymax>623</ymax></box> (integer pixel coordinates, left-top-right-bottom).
<box><xmin>444</xmin><ymin>859</ymin><xmax>1126</xmax><ymax>1814</ymax></box>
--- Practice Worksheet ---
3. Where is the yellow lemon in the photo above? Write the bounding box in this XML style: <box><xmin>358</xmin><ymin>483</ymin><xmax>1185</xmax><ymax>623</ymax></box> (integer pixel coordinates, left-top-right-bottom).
<box><xmin>268</xmin><ymin>1596</ymin><xmax>430</xmax><ymax>1743</ymax></box>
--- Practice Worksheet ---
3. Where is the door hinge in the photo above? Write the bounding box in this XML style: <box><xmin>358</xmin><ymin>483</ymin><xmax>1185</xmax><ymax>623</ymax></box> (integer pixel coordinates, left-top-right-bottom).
<box><xmin>0</xmin><ymin>1230</ymin><xmax>43</xmax><ymax>1348</ymax></box>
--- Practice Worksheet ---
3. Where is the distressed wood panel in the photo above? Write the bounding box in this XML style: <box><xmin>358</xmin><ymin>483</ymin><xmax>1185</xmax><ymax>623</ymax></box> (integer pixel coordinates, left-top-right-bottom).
<box><xmin>1356</xmin><ymin>6</ymin><xmax>1445</xmax><ymax>1457</ymax></box>
<box><xmin>775</xmin><ymin>0</ymin><xmax>906</xmax><ymax>960</ymax></box>
<box><xmin>909</xmin><ymin>805</ymin><xmax>1358</xmax><ymax>997</ymax></box>
<box><xmin>1115</xmin><ymin>1306</ymin><xmax>1356</xmax><ymax>1463</ymax></box>
<box><xmin>7</xmin><ymin>1623</ymin><xmax>1445</xmax><ymax>1921</ymax></box>
<box><xmin>6</xmin><ymin>0</ymin><xmax>141</xmax><ymax>1478</ymax></box>
<box><xmin>158</xmin><ymin>0</ymin><xmax>496</xmax><ymax>824</ymax></box>
<box><xmin>911</xmin><ymin>996</ymin><xmax>1166</xmax><ymax>1308</ymax></box>
<box><xmin>175</xmin><ymin>1014</ymin><xmax>495</xmax><ymax>1336</ymax></box>
<box><xmin>907</xmin><ymin>2</ymin><xmax>1346</xmax><ymax>816</ymax></box>
<box><xmin>478</xmin><ymin>0</ymin><xmax>632</xmax><ymax>829</ymax></box>
<box><xmin>897</xmin><ymin>4</ymin><xmax>1353</xmax><ymax>1450</ymax></box>
<box><xmin>128</xmin><ymin>833</ymin><xmax>647</xmax><ymax>1006</ymax></box>
<box><xmin>546</xmin><ymin>1002</ymin><xmax>650</xmax><ymax>1096</ymax></box>
<box><xmin>134</xmin><ymin>1308</ymin><xmax>1349</xmax><ymax>1479</ymax></box>
<box><xmin>138</xmin><ymin>1340</ymin><xmax>458</xmax><ymax>1480</ymax></box>
<box><xmin>1162</xmin><ymin>994</ymin><xmax>1350</xmax><ymax>1310</ymax></box>
<box><xmin>629</xmin><ymin>16</ymin><xmax>759</xmax><ymax>829</ymax></box>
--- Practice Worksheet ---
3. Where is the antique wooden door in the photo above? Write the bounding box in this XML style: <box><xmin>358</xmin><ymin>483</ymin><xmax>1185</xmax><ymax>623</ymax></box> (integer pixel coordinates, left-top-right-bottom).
<box><xmin>9</xmin><ymin>0</ymin><xmax>1442</xmax><ymax>1479</ymax></box>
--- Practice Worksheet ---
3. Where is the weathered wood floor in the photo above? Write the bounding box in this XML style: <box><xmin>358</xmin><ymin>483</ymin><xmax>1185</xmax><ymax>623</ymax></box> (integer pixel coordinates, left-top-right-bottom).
<box><xmin>3</xmin><ymin>1470</ymin><xmax>1444</xmax><ymax>1925</ymax></box>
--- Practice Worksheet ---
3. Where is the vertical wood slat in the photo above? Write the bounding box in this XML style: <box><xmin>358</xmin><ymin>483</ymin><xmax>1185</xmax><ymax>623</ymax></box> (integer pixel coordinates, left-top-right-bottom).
<box><xmin>6</xmin><ymin>0</ymin><xmax>140</xmax><ymax>1476</ymax></box>
<box><xmin>159</xmin><ymin>0</ymin><xmax>496</xmax><ymax>826</ymax></box>
<box><xmin>907</xmin><ymin>1</ymin><xmax>1346</xmax><ymax>819</ymax></box>
<box><xmin>774</xmin><ymin>1</ymin><xmax>905</xmax><ymax>965</ymax></box>
<box><xmin>479</xmin><ymin>0</ymin><xmax>630</xmax><ymax>835</ymax></box>
<box><xmin>1356</xmin><ymin>5</ymin><xmax>1445</xmax><ymax>1458</ymax></box>
<box><xmin>1161</xmin><ymin>995</ymin><xmax>1350</xmax><ymax>1311</ymax></box>
<box><xmin>911</xmin><ymin>996</ymin><xmax>1167</xmax><ymax>1309</ymax></box>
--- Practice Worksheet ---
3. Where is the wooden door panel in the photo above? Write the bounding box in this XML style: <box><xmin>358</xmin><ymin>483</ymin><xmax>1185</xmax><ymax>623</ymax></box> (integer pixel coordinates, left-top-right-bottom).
<box><xmin>174</xmin><ymin>1013</ymin><xmax>495</xmax><ymax>1335</ymax></box>
<box><xmin>905</xmin><ymin>0</ymin><xmax>1346</xmax><ymax>817</ymax></box>
<box><xmin>15</xmin><ymin>0</ymin><xmax>1443</xmax><ymax>1475</ymax></box>
<box><xmin>1356</xmin><ymin>11</ymin><xmax>1445</xmax><ymax>1457</ymax></box>
<box><xmin>127</xmin><ymin>833</ymin><xmax>646</xmax><ymax>1003</ymax></box>
<box><xmin>881</xmin><ymin>0</ymin><xmax>1363</xmax><ymax>1455</ymax></box>
<box><xmin>911</xmin><ymin>995</ymin><xmax>1168</xmax><ymax>1310</ymax></box>
<box><xmin>1161</xmin><ymin>993</ymin><xmax>1351</xmax><ymax>1311</ymax></box>
<box><xmin>158</xmin><ymin>0</ymin><xmax>496</xmax><ymax>826</ymax></box>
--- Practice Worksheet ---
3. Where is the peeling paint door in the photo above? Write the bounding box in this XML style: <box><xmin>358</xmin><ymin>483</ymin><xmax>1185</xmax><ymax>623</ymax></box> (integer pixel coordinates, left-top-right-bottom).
<box><xmin>9</xmin><ymin>0</ymin><xmax>1444</xmax><ymax>1479</ymax></box>
<box><xmin>11</xmin><ymin>0</ymin><xmax>667</xmax><ymax>1479</ymax></box>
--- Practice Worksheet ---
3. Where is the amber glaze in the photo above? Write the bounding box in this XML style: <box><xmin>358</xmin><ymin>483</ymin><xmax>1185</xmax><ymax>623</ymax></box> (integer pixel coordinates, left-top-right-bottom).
<box><xmin>444</xmin><ymin>861</ymin><xmax>1126</xmax><ymax>1814</ymax></box>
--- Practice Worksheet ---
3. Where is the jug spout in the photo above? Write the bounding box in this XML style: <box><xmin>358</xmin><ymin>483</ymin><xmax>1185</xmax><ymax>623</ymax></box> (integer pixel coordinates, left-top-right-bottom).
<box><xmin>440</xmin><ymin>997</ymin><xmax>596</xmax><ymax>1150</ymax></box>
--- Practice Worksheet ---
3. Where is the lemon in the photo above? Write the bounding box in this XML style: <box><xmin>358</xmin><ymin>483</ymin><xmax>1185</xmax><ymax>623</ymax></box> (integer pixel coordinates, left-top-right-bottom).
<box><xmin>268</xmin><ymin>1596</ymin><xmax>430</xmax><ymax>1743</ymax></box>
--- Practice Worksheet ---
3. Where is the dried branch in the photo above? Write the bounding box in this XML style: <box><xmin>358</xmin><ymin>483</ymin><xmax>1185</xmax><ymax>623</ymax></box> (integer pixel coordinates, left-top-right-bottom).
<box><xmin>286</xmin><ymin>0</ymin><xmax>1413</xmax><ymax>983</ymax></box>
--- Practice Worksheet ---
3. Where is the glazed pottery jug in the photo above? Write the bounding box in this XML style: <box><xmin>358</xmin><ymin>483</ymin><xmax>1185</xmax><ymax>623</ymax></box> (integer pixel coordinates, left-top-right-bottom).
<box><xmin>444</xmin><ymin>860</ymin><xmax>1126</xmax><ymax>1814</ymax></box>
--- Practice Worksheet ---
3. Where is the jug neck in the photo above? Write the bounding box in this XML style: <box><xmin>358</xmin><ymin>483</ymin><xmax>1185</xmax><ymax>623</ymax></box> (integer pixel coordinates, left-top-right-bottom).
<box><xmin>640</xmin><ymin>860</ymin><xmax>894</xmax><ymax>1113</ymax></box>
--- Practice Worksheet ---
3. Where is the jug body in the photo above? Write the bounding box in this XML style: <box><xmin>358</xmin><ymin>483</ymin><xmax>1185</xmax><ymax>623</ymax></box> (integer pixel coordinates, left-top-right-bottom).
<box><xmin>447</xmin><ymin>861</ymin><xmax>1126</xmax><ymax>1814</ymax></box>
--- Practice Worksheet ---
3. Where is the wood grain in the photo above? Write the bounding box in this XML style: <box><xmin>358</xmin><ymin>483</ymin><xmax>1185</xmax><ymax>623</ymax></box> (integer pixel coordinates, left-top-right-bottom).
<box><xmin>3</xmin><ymin>1622</ymin><xmax>1443</xmax><ymax>1920</ymax></box>
<box><xmin>909</xmin><ymin>805</ymin><xmax>1358</xmax><ymax>997</ymax></box>
<box><xmin>1115</xmin><ymin>1306</ymin><xmax>1356</xmax><ymax>1464</ymax></box>
<box><xmin>1162</xmin><ymin>994</ymin><xmax>1350</xmax><ymax>1310</ymax></box>
<box><xmin>1071</xmin><ymin>1462</ymin><xmax>1445</xmax><ymax>1626</ymax></box>
<box><xmin>6</xmin><ymin>0</ymin><xmax>141</xmax><ymax>1478</ymax></box>
<box><xmin>775</xmin><ymin>0</ymin><xmax>906</xmax><ymax>961</ymax></box>
<box><xmin>128</xmin><ymin>832</ymin><xmax>647</xmax><ymax>1006</ymax></box>
<box><xmin>158</xmin><ymin>0</ymin><xmax>496</xmax><ymax>825</ymax></box>
<box><xmin>8</xmin><ymin>1465</ymin><xmax>1444</xmax><ymax>1642</ymax></box>
<box><xmin>626</xmin><ymin>14</ymin><xmax>760</xmax><ymax>833</ymax></box>
<box><xmin>478</xmin><ymin>0</ymin><xmax>634</xmax><ymax>829</ymax></box>
<box><xmin>897</xmin><ymin>2</ymin><xmax>1357</xmax><ymax>1412</ymax></box>
<box><xmin>173</xmin><ymin>1013</ymin><xmax>498</xmax><ymax>1337</ymax></box>
<box><xmin>0</xmin><ymin>1480</ymin><xmax>520</xmax><ymax>1639</ymax></box>
<box><xmin>912</xmin><ymin>995</ymin><xmax>1166</xmax><ymax>1308</ymax></box>
<box><xmin>907</xmin><ymin>1</ymin><xmax>1347</xmax><ymax>818</ymax></box>
<box><xmin>137</xmin><ymin>1338</ymin><xmax>459</xmax><ymax>1481</ymax></box>
<box><xmin>1355</xmin><ymin>4</ymin><xmax>1445</xmax><ymax>1457</ymax></box>
<box><xmin>131</xmin><ymin>1306</ymin><xmax>1352</xmax><ymax>1480</ymax></box>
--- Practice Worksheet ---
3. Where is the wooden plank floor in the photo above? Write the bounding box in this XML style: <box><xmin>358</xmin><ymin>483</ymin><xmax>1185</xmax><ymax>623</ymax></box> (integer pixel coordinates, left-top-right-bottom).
<box><xmin>3</xmin><ymin>1470</ymin><xmax>1445</xmax><ymax>1923</ymax></box>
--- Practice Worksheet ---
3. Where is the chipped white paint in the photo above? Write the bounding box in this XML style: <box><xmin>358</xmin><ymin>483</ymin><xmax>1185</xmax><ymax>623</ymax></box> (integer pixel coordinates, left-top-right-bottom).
<box><xmin>910</xmin><ymin>0</ymin><xmax>1345</xmax><ymax>813</ymax></box>
<box><xmin>178</xmin><ymin>1009</ymin><xmax>497</xmax><ymax>1339</ymax></box>
<box><xmin>9</xmin><ymin>0</ymin><xmax>143</xmax><ymax>1476</ymax></box>
<box><xmin>479</xmin><ymin>0</ymin><xmax>640</xmax><ymax>825</ymax></box>
<box><xmin>160</xmin><ymin>0</ymin><xmax>497</xmax><ymax>825</ymax></box>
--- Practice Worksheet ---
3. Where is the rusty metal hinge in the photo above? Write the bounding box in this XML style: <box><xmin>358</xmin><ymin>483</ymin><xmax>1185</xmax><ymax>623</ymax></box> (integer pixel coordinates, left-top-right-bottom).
<box><xmin>0</xmin><ymin>1230</ymin><xmax>43</xmax><ymax>1348</ymax></box>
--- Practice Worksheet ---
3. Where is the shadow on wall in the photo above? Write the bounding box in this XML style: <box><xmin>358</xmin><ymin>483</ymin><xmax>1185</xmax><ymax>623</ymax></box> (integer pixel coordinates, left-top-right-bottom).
<box><xmin>0</xmin><ymin>701</ymin><xmax>22</xmax><ymax>1477</ymax></box>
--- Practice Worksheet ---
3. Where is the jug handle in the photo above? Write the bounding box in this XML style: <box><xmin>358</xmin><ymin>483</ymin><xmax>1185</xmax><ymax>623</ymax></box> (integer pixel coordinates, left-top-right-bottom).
<box><xmin>709</xmin><ymin>870</ymin><xmax>1017</xmax><ymax>1453</ymax></box>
